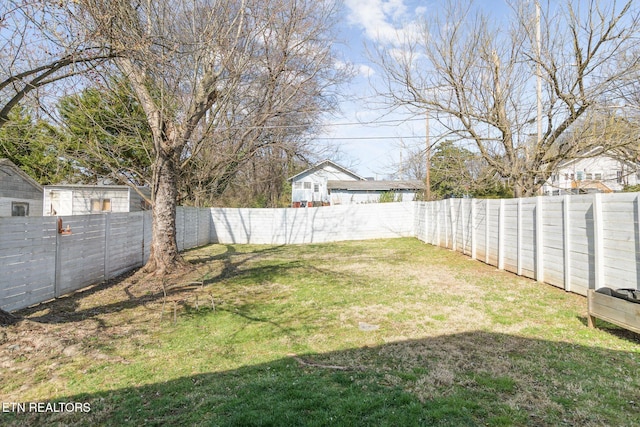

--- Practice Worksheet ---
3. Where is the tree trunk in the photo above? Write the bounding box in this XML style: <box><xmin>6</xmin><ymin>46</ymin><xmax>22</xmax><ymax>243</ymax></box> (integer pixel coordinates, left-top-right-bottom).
<box><xmin>146</xmin><ymin>152</ymin><xmax>185</xmax><ymax>275</ymax></box>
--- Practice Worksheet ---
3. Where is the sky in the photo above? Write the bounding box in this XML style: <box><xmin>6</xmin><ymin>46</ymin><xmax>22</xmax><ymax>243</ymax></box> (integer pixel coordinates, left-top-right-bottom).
<box><xmin>320</xmin><ymin>0</ymin><xmax>510</xmax><ymax>179</ymax></box>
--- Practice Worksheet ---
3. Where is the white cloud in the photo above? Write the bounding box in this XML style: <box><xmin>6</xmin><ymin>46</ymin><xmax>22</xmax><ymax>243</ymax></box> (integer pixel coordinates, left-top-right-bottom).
<box><xmin>345</xmin><ymin>0</ymin><xmax>427</xmax><ymax>48</ymax></box>
<box><xmin>345</xmin><ymin>0</ymin><xmax>409</xmax><ymax>45</ymax></box>
<box><xmin>358</xmin><ymin>64</ymin><xmax>375</xmax><ymax>78</ymax></box>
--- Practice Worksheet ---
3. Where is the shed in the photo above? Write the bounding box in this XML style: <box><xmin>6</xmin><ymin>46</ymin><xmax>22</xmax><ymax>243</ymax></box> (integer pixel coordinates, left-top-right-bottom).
<box><xmin>43</xmin><ymin>185</ymin><xmax>151</xmax><ymax>216</ymax></box>
<box><xmin>0</xmin><ymin>158</ymin><xmax>43</xmax><ymax>217</ymax></box>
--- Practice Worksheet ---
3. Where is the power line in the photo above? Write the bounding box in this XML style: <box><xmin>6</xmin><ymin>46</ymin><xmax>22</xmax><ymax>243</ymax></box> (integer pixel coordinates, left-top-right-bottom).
<box><xmin>215</xmin><ymin>116</ymin><xmax>425</xmax><ymax>132</ymax></box>
<box><xmin>313</xmin><ymin>135</ymin><xmax>426</xmax><ymax>141</ymax></box>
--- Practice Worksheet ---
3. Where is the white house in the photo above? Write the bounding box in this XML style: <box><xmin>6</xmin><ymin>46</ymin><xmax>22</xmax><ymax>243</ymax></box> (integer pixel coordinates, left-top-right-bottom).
<box><xmin>43</xmin><ymin>185</ymin><xmax>151</xmax><ymax>216</ymax></box>
<box><xmin>0</xmin><ymin>158</ymin><xmax>43</xmax><ymax>217</ymax></box>
<box><xmin>541</xmin><ymin>148</ymin><xmax>640</xmax><ymax>195</ymax></box>
<box><xmin>288</xmin><ymin>160</ymin><xmax>425</xmax><ymax>206</ymax></box>
<box><xmin>328</xmin><ymin>180</ymin><xmax>426</xmax><ymax>205</ymax></box>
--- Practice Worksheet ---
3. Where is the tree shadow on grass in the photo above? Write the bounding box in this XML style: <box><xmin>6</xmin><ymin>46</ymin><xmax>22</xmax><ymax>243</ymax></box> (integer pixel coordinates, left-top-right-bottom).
<box><xmin>14</xmin><ymin>244</ymin><xmax>299</xmax><ymax>326</ymax></box>
<box><xmin>2</xmin><ymin>331</ymin><xmax>639</xmax><ymax>427</ymax></box>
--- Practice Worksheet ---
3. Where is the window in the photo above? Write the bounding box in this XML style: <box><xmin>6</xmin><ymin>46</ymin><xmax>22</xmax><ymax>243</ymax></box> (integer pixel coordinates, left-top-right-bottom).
<box><xmin>617</xmin><ymin>170</ymin><xmax>623</xmax><ymax>183</ymax></box>
<box><xmin>576</xmin><ymin>171</ymin><xmax>584</xmax><ymax>181</ymax></box>
<box><xmin>595</xmin><ymin>172</ymin><xmax>602</xmax><ymax>180</ymax></box>
<box><xmin>91</xmin><ymin>198</ymin><xmax>112</xmax><ymax>212</ymax></box>
<box><xmin>11</xmin><ymin>202</ymin><xmax>29</xmax><ymax>216</ymax></box>
<box><xmin>294</xmin><ymin>182</ymin><xmax>302</xmax><ymax>189</ymax></box>
<box><xmin>313</xmin><ymin>183</ymin><xmax>319</xmax><ymax>192</ymax></box>
<box><xmin>586</xmin><ymin>173</ymin><xmax>593</xmax><ymax>180</ymax></box>
<box><xmin>303</xmin><ymin>182</ymin><xmax>312</xmax><ymax>190</ymax></box>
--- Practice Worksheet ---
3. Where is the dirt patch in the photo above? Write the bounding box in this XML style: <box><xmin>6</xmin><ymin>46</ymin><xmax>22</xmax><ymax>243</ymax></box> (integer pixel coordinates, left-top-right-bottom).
<box><xmin>0</xmin><ymin>263</ymin><xmax>212</xmax><ymax>400</ymax></box>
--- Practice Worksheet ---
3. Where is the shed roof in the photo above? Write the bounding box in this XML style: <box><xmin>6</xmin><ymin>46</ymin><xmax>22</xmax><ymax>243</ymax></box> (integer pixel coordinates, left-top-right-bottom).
<box><xmin>0</xmin><ymin>158</ymin><xmax>43</xmax><ymax>192</ymax></box>
<box><xmin>44</xmin><ymin>184</ymin><xmax>151</xmax><ymax>197</ymax></box>
<box><xmin>328</xmin><ymin>180</ymin><xmax>426</xmax><ymax>191</ymax></box>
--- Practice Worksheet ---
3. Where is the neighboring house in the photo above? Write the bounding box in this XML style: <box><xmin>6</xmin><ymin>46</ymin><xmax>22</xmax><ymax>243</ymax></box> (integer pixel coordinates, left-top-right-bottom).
<box><xmin>288</xmin><ymin>159</ymin><xmax>425</xmax><ymax>206</ymax></box>
<box><xmin>328</xmin><ymin>180</ymin><xmax>426</xmax><ymax>205</ymax></box>
<box><xmin>43</xmin><ymin>185</ymin><xmax>151</xmax><ymax>216</ymax></box>
<box><xmin>541</xmin><ymin>148</ymin><xmax>640</xmax><ymax>195</ymax></box>
<box><xmin>0</xmin><ymin>158</ymin><xmax>43</xmax><ymax>217</ymax></box>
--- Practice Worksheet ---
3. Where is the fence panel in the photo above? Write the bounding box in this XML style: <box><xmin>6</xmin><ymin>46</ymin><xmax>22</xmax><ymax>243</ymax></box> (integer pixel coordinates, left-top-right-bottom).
<box><xmin>474</xmin><ymin>199</ymin><xmax>487</xmax><ymax>262</ymax></box>
<box><xmin>198</xmin><ymin>208</ymin><xmax>211</xmax><ymax>247</ymax></box>
<box><xmin>486</xmin><ymin>200</ymin><xmax>500</xmax><ymax>266</ymax></box>
<box><xmin>566</xmin><ymin>195</ymin><xmax>596</xmax><ymax>295</ymax></box>
<box><xmin>542</xmin><ymin>197</ymin><xmax>566</xmax><ymax>289</ymax></box>
<box><xmin>503</xmin><ymin>199</ymin><xmax>519</xmax><ymax>274</ymax></box>
<box><xmin>57</xmin><ymin>215</ymin><xmax>107</xmax><ymax>295</ymax></box>
<box><xmin>516</xmin><ymin>198</ymin><xmax>536</xmax><ymax>280</ymax></box>
<box><xmin>142</xmin><ymin>211</ymin><xmax>152</xmax><ymax>263</ymax></box>
<box><xmin>0</xmin><ymin>217</ymin><xmax>57</xmax><ymax>311</ymax></box>
<box><xmin>601</xmin><ymin>193</ymin><xmax>639</xmax><ymax>287</ymax></box>
<box><xmin>106</xmin><ymin>212</ymin><xmax>145</xmax><ymax>279</ymax></box>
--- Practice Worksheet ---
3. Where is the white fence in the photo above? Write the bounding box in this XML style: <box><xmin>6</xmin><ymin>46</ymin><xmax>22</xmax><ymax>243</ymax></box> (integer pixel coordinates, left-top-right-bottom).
<box><xmin>0</xmin><ymin>207</ymin><xmax>211</xmax><ymax>312</ymax></box>
<box><xmin>210</xmin><ymin>203</ymin><xmax>415</xmax><ymax>245</ymax></box>
<box><xmin>2</xmin><ymin>195</ymin><xmax>639</xmax><ymax>312</ymax></box>
<box><xmin>415</xmin><ymin>193</ymin><xmax>640</xmax><ymax>296</ymax></box>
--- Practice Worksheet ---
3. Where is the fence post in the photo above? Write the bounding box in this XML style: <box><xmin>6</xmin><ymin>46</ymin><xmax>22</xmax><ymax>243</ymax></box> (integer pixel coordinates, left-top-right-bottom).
<box><xmin>449</xmin><ymin>199</ymin><xmax>456</xmax><ymax>251</ymax></box>
<box><xmin>54</xmin><ymin>217</ymin><xmax>62</xmax><ymax>298</ymax></box>
<box><xmin>444</xmin><ymin>200</ymin><xmax>449</xmax><ymax>249</ymax></box>
<box><xmin>593</xmin><ymin>193</ymin><xmax>604</xmax><ymax>289</ymax></box>
<box><xmin>485</xmin><ymin>200</ymin><xmax>489</xmax><ymax>264</ymax></box>
<box><xmin>461</xmin><ymin>199</ymin><xmax>467</xmax><ymax>255</ymax></box>
<box><xmin>498</xmin><ymin>199</ymin><xmax>505</xmax><ymax>270</ymax></box>
<box><xmin>517</xmin><ymin>198</ymin><xmax>523</xmax><ymax>276</ymax></box>
<box><xmin>563</xmin><ymin>195</ymin><xmax>571</xmax><ymax>292</ymax></box>
<box><xmin>471</xmin><ymin>199</ymin><xmax>477</xmax><ymax>259</ymax></box>
<box><xmin>536</xmin><ymin>196</ymin><xmax>544</xmax><ymax>282</ymax></box>
<box><xmin>104</xmin><ymin>213</ymin><xmax>111</xmax><ymax>283</ymax></box>
<box><xmin>436</xmin><ymin>202</ymin><xmax>441</xmax><ymax>247</ymax></box>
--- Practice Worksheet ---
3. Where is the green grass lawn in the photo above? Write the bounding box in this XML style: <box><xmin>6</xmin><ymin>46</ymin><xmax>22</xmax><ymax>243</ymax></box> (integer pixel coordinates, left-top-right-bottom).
<box><xmin>1</xmin><ymin>238</ymin><xmax>639</xmax><ymax>426</ymax></box>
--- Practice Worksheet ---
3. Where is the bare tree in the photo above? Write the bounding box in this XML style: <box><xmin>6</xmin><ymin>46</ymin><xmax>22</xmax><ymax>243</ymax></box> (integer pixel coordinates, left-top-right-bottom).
<box><xmin>372</xmin><ymin>0</ymin><xmax>640</xmax><ymax>197</ymax></box>
<box><xmin>77</xmin><ymin>0</ymin><xmax>344</xmax><ymax>274</ymax></box>
<box><xmin>0</xmin><ymin>1</ymin><xmax>113</xmax><ymax>129</ymax></box>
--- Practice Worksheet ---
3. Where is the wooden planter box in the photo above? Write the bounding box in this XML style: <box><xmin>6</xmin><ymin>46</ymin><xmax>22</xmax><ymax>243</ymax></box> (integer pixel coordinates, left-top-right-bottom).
<box><xmin>587</xmin><ymin>289</ymin><xmax>640</xmax><ymax>334</ymax></box>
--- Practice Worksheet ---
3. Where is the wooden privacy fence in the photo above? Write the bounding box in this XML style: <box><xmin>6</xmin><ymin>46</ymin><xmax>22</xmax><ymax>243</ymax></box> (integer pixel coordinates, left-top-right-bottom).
<box><xmin>0</xmin><ymin>207</ymin><xmax>211</xmax><ymax>312</ymax></box>
<box><xmin>415</xmin><ymin>193</ymin><xmax>640</xmax><ymax>296</ymax></box>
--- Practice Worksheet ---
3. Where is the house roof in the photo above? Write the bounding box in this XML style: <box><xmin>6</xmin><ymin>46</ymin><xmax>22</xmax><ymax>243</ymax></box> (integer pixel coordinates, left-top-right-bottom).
<box><xmin>328</xmin><ymin>180</ymin><xmax>426</xmax><ymax>191</ymax></box>
<box><xmin>0</xmin><ymin>158</ymin><xmax>43</xmax><ymax>192</ymax></box>
<box><xmin>557</xmin><ymin>146</ymin><xmax>638</xmax><ymax>169</ymax></box>
<box><xmin>288</xmin><ymin>159</ymin><xmax>366</xmax><ymax>182</ymax></box>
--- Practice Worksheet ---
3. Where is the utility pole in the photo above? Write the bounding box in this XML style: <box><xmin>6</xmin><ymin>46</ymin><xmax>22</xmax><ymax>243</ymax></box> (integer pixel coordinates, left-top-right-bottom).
<box><xmin>425</xmin><ymin>112</ymin><xmax>431</xmax><ymax>200</ymax></box>
<box><xmin>536</xmin><ymin>1</ymin><xmax>542</xmax><ymax>146</ymax></box>
<box><xmin>536</xmin><ymin>1</ymin><xmax>543</xmax><ymax>195</ymax></box>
